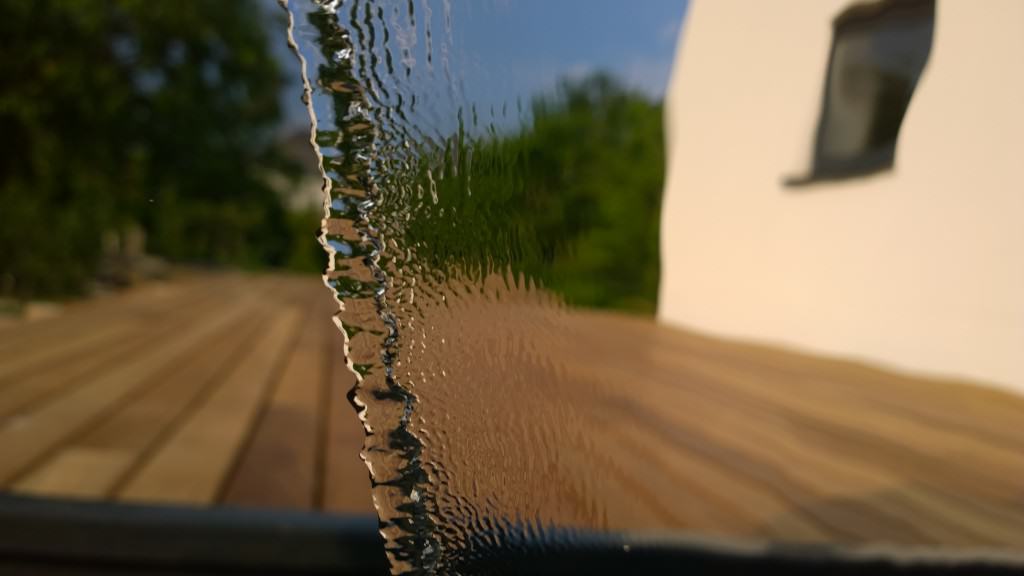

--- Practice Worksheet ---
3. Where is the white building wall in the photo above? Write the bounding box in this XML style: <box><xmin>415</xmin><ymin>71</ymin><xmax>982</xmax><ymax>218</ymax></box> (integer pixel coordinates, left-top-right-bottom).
<box><xmin>658</xmin><ymin>0</ymin><xmax>1024</xmax><ymax>393</ymax></box>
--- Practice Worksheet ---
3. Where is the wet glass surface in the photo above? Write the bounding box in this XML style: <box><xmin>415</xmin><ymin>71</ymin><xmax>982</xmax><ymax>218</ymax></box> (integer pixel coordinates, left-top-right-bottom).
<box><xmin>2</xmin><ymin>1</ymin><xmax>1024</xmax><ymax>574</ymax></box>
<box><xmin>284</xmin><ymin>1</ymin><xmax>1024</xmax><ymax>573</ymax></box>
<box><xmin>284</xmin><ymin>1</ymin><xmax>679</xmax><ymax>569</ymax></box>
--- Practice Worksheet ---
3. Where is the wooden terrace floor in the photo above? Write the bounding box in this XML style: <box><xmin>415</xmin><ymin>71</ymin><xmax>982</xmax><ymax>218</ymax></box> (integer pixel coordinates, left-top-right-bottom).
<box><xmin>0</xmin><ymin>271</ymin><xmax>1023</xmax><ymax>551</ymax></box>
<box><xmin>0</xmin><ymin>272</ymin><xmax>373</xmax><ymax>515</ymax></box>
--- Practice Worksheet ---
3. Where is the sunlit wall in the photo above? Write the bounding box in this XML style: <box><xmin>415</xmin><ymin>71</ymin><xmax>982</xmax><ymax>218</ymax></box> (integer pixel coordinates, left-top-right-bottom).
<box><xmin>659</xmin><ymin>0</ymin><xmax>1024</xmax><ymax>393</ymax></box>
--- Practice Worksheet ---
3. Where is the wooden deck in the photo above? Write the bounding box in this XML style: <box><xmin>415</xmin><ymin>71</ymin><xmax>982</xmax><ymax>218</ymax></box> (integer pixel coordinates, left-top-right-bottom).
<box><xmin>1</xmin><ymin>271</ymin><xmax>1023</xmax><ymax>551</ymax></box>
<box><xmin>548</xmin><ymin>309</ymin><xmax>1024</xmax><ymax>549</ymax></box>
<box><xmin>0</xmin><ymin>272</ymin><xmax>373</xmax><ymax>516</ymax></box>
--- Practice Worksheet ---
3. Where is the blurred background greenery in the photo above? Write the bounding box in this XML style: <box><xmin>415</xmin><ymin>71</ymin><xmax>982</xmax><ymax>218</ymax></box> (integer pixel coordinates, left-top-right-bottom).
<box><xmin>307</xmin><ymin>5</ymin><xmax>665</xmax><ymax>315</ymax></box>
<box><xmin>1</xmin><ymin>0</ymin><xmax>664</xmax><ymax>314</ymax></box>
<box><xmin>0</xmin><ymin>0</ymin><xmax>324</xmax><ymax>300</ymax></box>
<box><xmin>394</xmin><ymin>74</ymin><xmax>665</xmax><ymax>314</ymax></box>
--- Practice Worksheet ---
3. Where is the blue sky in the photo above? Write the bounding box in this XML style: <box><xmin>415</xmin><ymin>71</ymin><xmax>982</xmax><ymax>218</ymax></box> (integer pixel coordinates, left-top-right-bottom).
<box><xmin>265</xmin><ymin>0</ymin><xmax>690</xmax><ymax>134</ymax></box>
<box><xmin>454</xmin><ymin>0</ymin><xmax>688</xmax><ymax>99</ymax></box>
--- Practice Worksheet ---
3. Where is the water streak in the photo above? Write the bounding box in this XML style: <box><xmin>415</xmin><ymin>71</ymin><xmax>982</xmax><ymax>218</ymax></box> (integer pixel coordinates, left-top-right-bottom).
<box><xmin>281</xmin><ymin>1</ymin><xmax>441</xmax><ymax>571</ymax></box>
<box><xmin>282</xmin><ymin>0</ymin><xmax>677</xmax><ymax>572</ymax></box>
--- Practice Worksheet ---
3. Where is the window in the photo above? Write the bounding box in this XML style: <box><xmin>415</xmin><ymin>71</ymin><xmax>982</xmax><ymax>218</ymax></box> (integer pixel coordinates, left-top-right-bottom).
<box><xmin>798</xmin><ymin>0</ymin><xmax>935</xmax><ymax>182</ymax></box>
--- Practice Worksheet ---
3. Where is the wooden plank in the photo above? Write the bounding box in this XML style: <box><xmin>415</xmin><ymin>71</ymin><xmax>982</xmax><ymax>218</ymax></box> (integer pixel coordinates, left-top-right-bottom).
<box><xmin>11</xmin><ymin>447</ymin><xmax>134</xmax><ymax>499</ymax></box>
<box><xmin>560</xmin><ymin>312</ymin><xmax>1024</xmax><ymax>546</ymax></box>
<box><xmin>594</xmin><ymin>366</ymin><xmax>965</xmax><ymax>544</ymax></box>
<box><xmin>116</xmin><ymin>306</ymin><xmax>303</xmax><ymax>505</ymax></box>
<box><xmin>3</xmin><ymin>271</ymin><xmax>1023</xmax><ymax>551</ymax></box>
<box><xmin>661</xmin><ymin>349</ymin><xmax>1024</xmax><ymax>504</ymax></box>
<box><xmin>0</xmin><ymin>286</ymin><xmax>257</xmax><ymax>486</ymax></box>
<box><xmin>79</xmin><ymin>312</ymin><xmax>269</xmax><ymax>455</ymax></box>
<box><xmin>220</xmin><ymin>286</ymin><xmax>331</xmax><ymax>509</ymax></box>
<box><xmin>0</xmin><ymin>280</ymin><xmax>245</xmax><ymax>420</ymax></box>
<box><xmin>0</xmin><ymin>324</ymin><xmax>138</xmax><ymax>383</ymax></box>
<box><xmin>0</xmin><ymin>273</ymin><xmax>218</xmax><ymax>356</ymax></box>
<box><xmin>0</xmin><ymin>335</ymin><xmax>146</xmax><ymax>421</ymax></box>
<box><xmin>10</xmin><ymin>308</ymin><xmax>271</xmax><ymax>500</ymax></box>
<box><xmin>64</xmin><ymin>274</ymin><xmax>300</xmax><ymax>457</ymax></box>
<box><xmin>633</xmin><ymin>313</ymin><xmax>1024</xmax><ymax>451</ymax></box>
<box><xmin>322</xmin><ymin>312</ymin><xmax>375</xmax><ymax>515</ymax></box>
<box><xmin>0</xmin><ymin>274</ymin><xmax>240</xmax><ymax>386</ymax></box>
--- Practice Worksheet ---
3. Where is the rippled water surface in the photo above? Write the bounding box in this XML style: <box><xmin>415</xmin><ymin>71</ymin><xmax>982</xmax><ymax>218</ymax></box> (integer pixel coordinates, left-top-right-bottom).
<box><xmin>281</xmin><ymin>1</ymin><xmax>1024</xmax><ymax>573</ymax></box>
<box><xmin>283</xmin><ymin>1</ymin><xmax>677</xmax><ymax>570</ymax></box>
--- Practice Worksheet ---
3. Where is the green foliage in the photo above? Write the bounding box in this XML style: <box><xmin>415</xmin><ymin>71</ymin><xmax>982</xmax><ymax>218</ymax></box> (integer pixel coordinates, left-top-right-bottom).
<box><xmin>0</xmin><ymin>0</ymin><xmax>316</xmax><ymax>300</ymax></box>
<box><xmin>537</xmin><ymin>76</ymin><xmax>664</xmax><ymax>313</ymax></box>
<box><xmin>305</xmin><ymin>6</ymin><xmax>664</xmax><ymax>315</ymax></box>
<box><xmin>286</xmin><ymin>208</ymin><xmax>329</xmax><ymax>273</ymax></box>
<box><xmin>397</xmin><ymin>74</ymin><xmax>665</xmax><ymax>314</ymax></box>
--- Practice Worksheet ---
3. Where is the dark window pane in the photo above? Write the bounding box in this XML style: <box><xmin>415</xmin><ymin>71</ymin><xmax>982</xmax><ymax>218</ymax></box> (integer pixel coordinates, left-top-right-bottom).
<box><xmin>812</xmin><ymin>0</ymin><xmax>934</xmax><ymax>178</ymax></box>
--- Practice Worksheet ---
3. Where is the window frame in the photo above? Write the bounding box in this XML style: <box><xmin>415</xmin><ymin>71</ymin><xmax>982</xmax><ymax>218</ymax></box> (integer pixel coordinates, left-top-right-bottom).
<box><xmin>788</xmin><ymin>0</ymin><xmax>935</xmax><ymax>186</ymax></box>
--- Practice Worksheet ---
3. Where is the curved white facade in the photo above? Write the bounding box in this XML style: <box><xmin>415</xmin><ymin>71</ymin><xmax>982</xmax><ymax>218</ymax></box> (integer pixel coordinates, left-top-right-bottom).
<box><xmin>658</xmin><ymin>0</ymin><xmax>1024</xmax><ymax>393</ymax></box>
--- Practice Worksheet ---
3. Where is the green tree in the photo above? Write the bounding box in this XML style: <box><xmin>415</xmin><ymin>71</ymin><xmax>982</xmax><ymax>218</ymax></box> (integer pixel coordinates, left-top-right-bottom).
<box><xmin>0</xmin><ymin>0</ymin><xmax>313</xmax><ymax>300</ymax></box>
<box><xmin>395</xmin><ymin>74</ymin><xmax>665</xmax><ymax>314</ymax></box>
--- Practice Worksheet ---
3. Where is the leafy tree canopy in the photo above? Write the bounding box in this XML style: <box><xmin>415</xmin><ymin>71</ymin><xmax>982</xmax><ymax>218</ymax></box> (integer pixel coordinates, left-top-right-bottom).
<box><xmin>0</xmin><ymin>0</ymin><xmax>319</xmax><ymax>299</ymax></box>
